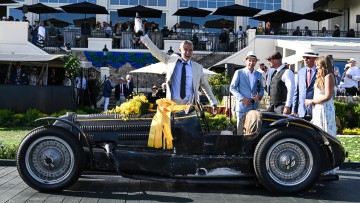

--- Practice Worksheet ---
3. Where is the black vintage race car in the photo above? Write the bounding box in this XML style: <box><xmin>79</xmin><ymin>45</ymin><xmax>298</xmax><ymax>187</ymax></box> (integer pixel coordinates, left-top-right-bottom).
<box><xmin>16</xmin><ymin>106</ymin><xmax>345</xmax><ymax>194</ymax></box>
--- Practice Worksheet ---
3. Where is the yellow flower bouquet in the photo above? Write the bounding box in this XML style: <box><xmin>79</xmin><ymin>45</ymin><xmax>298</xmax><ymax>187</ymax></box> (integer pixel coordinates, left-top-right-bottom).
<box><xmin>105</xmin><ymin>93</ymin><xmax>151</xmax><ymax>117</ymax></box>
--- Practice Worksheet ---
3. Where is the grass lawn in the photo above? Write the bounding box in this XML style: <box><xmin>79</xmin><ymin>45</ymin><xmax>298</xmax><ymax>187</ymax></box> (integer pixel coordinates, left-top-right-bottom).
<box><xmin>0</xmin><ymin>127</ymin><xmax>359</xmax><ymax>162</ymax></box>
<box><xmin>0</xmin><ymin>127</ymin><xmax>31</xmax><ymax>146</ymax></box>
<box><xmin>338</xmin><ymin>136</ymin><xmax>360</xmax><ymax>162</ymax></box>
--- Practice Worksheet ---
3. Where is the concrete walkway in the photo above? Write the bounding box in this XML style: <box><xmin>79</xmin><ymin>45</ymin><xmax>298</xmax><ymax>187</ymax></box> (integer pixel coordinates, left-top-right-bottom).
<box><xmin>0</xmin><ymin>165</ymin><xmax>359</xmax><ymax>203</ymax></box>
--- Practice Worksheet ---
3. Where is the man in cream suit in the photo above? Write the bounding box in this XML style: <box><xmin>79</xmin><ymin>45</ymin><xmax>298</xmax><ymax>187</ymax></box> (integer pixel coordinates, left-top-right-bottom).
<box><xmin>141</xmin><ymin>35</ymin><xmax>217</xmax><ymax>109</ymax></box>
<box><xmin>230</xmin><ymin>51</ymin><xmax>264</xmax><ymax>127</ymax></box>
<box><xmin>292</xmin><ymin>50</ymin><xmax>318</xmax><ymax>118</ymax></box>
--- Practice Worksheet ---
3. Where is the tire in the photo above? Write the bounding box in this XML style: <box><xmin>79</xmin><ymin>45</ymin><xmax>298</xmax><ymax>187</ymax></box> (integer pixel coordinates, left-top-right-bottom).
<box><xmin>253</xmin><ymin>129</ymin><xmax>321</xmax><ymax>194</ymax></box>
<box><xmin>16</xmin><ymin>126</ymin><xmax>84</xmax><ymax>192</ymax></box>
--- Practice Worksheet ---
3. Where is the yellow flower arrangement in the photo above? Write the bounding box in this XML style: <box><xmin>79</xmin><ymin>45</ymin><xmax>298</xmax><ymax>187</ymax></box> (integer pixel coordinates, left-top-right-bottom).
<box><xmin>105</xmin><ymin>94</ymin><xmax>150</xmax><ymax>118</ymax></box>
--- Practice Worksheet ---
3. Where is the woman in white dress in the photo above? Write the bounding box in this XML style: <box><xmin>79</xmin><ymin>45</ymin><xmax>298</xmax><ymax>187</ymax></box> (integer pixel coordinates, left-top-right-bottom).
<box><xmin>305</xmin><ymin>56</ymin><xmax>337</xmax><ymax>174</ymax></box>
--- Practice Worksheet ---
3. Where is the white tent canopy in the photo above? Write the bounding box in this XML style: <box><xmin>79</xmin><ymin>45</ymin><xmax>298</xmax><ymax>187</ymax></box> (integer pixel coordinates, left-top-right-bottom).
<box><xmin>130</xmin><ymin>62</ymin><xmax>217</xmax><ymax>75</ymax></box>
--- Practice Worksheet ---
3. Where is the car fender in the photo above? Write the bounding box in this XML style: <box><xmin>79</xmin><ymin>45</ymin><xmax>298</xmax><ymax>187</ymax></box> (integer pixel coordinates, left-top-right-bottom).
<box><xmin>267</xmin><ymin>117</ymin><xmax>338</xmax><ymax>170</ymax></box>
<box><xmin>34</xmin><ymin>117</ymin><xmax>94</xmax><ymax>169</ymax></box>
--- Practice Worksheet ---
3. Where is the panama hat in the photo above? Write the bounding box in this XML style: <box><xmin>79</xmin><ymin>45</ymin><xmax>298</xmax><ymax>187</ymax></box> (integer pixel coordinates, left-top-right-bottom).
<box><xmin>347</xmin><ymin>58</ymin><xmax>356</xmax><ymax>63</ymax></box>
<box><xmin>302</xmin><ymin>49</ymin><xmax>319</xmax><ymax>58</ymax></box>
<box><xmin>244</xmin><ymin>51</ymin><xmax>259</xmax><ymax>61</ymax></box>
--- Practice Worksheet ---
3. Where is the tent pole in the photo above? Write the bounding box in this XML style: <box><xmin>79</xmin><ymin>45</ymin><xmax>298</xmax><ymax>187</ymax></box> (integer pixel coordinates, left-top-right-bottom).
<box><xmin>136</xmin><ymin>74</ymin><xmax>138</xmax><ymax>93</ymax></box>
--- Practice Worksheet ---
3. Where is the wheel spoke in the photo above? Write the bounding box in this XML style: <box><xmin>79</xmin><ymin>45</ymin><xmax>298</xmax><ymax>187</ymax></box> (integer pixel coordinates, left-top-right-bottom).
<box><xmin>25</xmin><ymin>136</ymin><xmax>75</xmax><ymax>185</ymax></box>
<box><xmin>266</xmin><ymin>138</ymin><xmax>313</xmax><ymax>186</ymax></box>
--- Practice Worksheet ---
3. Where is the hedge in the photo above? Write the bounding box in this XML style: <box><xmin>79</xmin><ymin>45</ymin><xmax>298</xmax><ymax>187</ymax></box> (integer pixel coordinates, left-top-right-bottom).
<box><xmin>335</xmin><ymin>101</ymin><xmax>360</xmax><ymax>129</ymax></box>
<box><xmin>0</xmin><ymin>107</ymin><xmax>102</xmax><ymax>128</ymax></box>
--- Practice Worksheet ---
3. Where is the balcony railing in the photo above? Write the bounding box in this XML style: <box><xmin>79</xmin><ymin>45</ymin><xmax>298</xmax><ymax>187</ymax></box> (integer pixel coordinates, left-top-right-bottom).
<box><xmin>31</xmin><ymin>28</ymin><xmax>248</xmax><ymax>53</ymax></box>
<box><xmin>257</xmin><ymin>28</ymin><xmax>360</xmax><ymax>38</ymax></box>
<box><xmin>29</xmin><ymin>27</ymin><xmax>360</xmax><ymax>55</ymax></box>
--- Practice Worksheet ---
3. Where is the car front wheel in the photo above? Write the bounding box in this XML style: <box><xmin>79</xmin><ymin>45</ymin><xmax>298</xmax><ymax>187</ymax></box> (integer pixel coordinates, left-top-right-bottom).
<box><xmin>17</xmin><ymin>126</ymin><xmax>84</xmax><ymax>192</ymax></box>
<box><xmin>254</xmin><ymin>129</ymin><xmax>321</xmax><ymax>194</ymax></box>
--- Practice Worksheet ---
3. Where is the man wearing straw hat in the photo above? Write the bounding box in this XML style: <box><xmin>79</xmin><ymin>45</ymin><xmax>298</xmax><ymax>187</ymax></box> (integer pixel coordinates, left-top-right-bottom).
<box><xmin>292</xmin><ymin>50</ymin><xmax>318</xmax><ymax>118</ymax></box>
<box><xmin>230</xmin><ymin>51</ymin><xmax>264</xmax><ymax>130</ymax></box>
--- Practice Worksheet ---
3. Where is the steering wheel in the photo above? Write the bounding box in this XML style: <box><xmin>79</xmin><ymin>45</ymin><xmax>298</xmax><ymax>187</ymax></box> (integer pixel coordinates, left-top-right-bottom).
<box><xmin>196</xmin><ymin>101</ymin><xmax>210</xmax><ymax>132</ymax></box>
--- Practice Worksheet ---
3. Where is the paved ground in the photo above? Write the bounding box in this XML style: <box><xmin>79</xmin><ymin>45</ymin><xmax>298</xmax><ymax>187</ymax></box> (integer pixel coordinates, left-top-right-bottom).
<box><xmin>0</xmin><ymin>165</ymin><xmax>359</xmax><ymax>203</ymax></box>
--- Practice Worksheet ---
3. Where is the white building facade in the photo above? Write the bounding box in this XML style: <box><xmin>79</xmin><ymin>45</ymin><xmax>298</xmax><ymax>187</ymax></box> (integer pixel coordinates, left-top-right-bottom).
<box><xmin>2</xmin><ymin>0</ymin><xmax>352</xmax><ymax>32</ymax></box>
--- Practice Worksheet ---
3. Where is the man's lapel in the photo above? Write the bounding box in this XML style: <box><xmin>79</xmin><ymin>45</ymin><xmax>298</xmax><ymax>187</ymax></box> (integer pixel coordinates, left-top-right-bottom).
<box><xmin>168</xmin><ymin>55</ymin><xmax>181</xmax><ymax>80</ymax></box>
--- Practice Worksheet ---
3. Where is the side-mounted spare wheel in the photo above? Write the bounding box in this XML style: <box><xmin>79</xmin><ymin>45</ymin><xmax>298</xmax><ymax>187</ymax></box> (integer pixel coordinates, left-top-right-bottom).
<box><xmin>254</xmin><ymin>129</ymin><xmax>321</xmax><ymax>194</ymax></box>
<box><xmin>17</xmin><ymin>126</ymin><xmax>84</xmax><ymax>192</ymax></box>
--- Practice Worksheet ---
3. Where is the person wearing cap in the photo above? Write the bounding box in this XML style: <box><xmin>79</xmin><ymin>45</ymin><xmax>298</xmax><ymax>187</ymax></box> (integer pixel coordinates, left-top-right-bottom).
<box><xmin>332</xmin><ymin>24</ymin><xmax>340</xmax><ymax>37</ymax></box>
<box><xmin>292</xmin><ymin>50</ymin><xmax>318</xmax><ymax>118</ymax></box>
<box><xmin>304</xmin><ymin>26</ymin><xmax>312</xmax><ymax>36</ymax></box>
<box><xmin>140</xmin><ymin>32</ymin><xmax>218</xmax><ymax>111</ymax></box>
<box><xmin>115</xmin><ymin>77</ymin><xmax>126</xmax><ymax>106</ymax></box>
<box><xmin>343</xmin><ymin>58</ymin><xmax>360</xmax><ymax>95</ymax></box>
<box><xmin>266</xmin><ymin>51</ymin><xmax>295</xmax><ymax>114</ymax></box>
<box><xmin>230</xmin><ymin>51</ymin><xmax>264</xmax><ymax>132</ymax></box>
<box><xmin>103</xmin><ymin>74</ymin><xmax>115</xmax><ymax>111</ymax></box>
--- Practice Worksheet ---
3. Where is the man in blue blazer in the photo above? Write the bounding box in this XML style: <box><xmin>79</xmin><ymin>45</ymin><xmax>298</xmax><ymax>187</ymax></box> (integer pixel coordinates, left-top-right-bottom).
<box><xmin>292</xmin><ymin>50</ymin><xmax>318</xmax><ymax>118</ymax></box>
<box><xmin>230</xmin><ymin>51</ymin><xmax>264</xmax><ymax>128</ymax></box>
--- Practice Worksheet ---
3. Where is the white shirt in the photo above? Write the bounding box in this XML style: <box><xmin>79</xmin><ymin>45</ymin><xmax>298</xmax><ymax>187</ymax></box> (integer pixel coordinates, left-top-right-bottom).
<box><xmin>272</xmin><ymin>64</ymin><xmax>295</xmax><ymax>107</ymax></box>
<box><xmin>38</xmin><ymin>26</ymin><xmax>45</xmax><ymax>38</ymax></box>
<box><xmin>171</xmin><ymin>60</ymin><xmax>194</xmax><ymax>101</ymax></box>
<box><xmin>199</xmin><ymin>30</ymin><xmax>208</xmax><ymax>41</ymax></box>
<box><xmin>344</xmin><ymin>66</ymin><xmax>360</xmax><ymax>88</ymax></box>
<box><xmin>256</xmin><ymin>68</ymin><xmax>267</xmax><ymax>88</ymax></box>
<box><xmin>244</xmin><ymin>67</ymin><xmax>256</xmax><ymax>89</ymax></box>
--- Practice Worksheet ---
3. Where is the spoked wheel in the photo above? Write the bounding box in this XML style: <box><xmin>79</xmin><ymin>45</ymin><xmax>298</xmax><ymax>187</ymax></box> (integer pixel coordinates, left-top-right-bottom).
<box><xmin>17</xmin><ymin>126</ymin><xmax>84</xmax><ymax>192</ymax></box>
<box><xmin>254</xmin><ymin>129</ymin><xmax>321</xmax><ymax>194</ymax></box>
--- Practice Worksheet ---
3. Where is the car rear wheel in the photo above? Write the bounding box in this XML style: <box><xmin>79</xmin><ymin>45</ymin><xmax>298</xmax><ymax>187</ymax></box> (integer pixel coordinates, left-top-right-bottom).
<box><xmin>17</xmin><ymin>126</ymin><xmax>84</xmax><ymax>192</ymax></box>
<box><xmin>253</xmin><ymin>129</ymin><xmax>321</xmax><ymax>194</ymax></box>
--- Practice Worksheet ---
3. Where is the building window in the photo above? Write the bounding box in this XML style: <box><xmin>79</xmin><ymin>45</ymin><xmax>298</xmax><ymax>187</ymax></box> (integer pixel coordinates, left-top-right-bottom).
<box><xmin>111</xmin><ymin>0</ymin><xmax>166</xmax><ymax>6</ymax></box>
<box><xmin>179</xmin><ymin>0</ymin><xmax>235</xmax><ymax>8</ymax></box>
<box><xmin>249</xmin><ymin>0</ymin><xmax>282</xmax><ymax>10</ymax></box>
